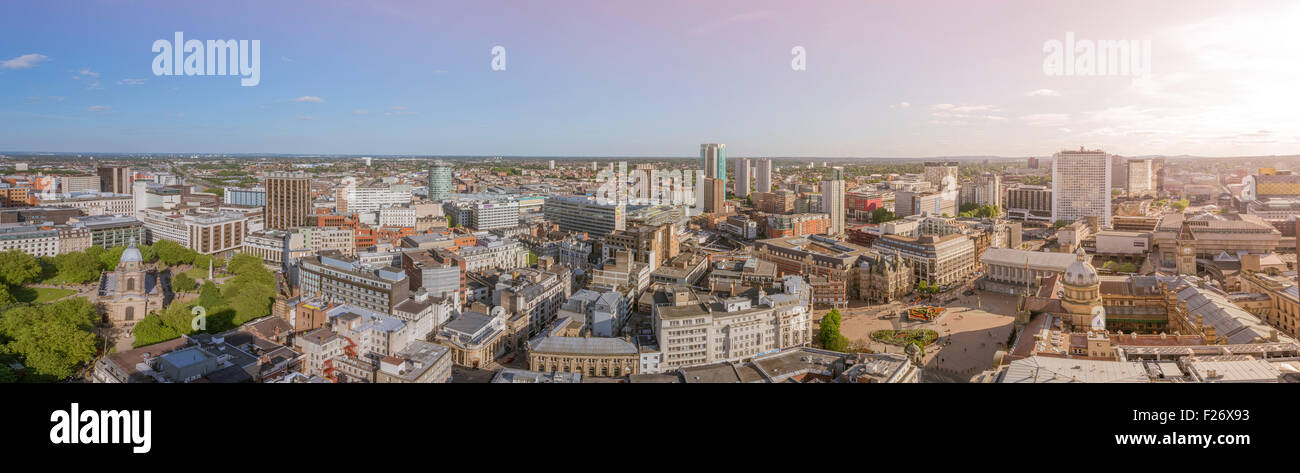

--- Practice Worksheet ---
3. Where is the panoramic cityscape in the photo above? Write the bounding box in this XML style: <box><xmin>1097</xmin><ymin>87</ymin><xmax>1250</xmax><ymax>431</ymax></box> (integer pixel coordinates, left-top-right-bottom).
<box><xmin>2</xmin><ymin>1</ymin><xmax>1299</xmax><ymax>390</ymax></box>
<box><xmin>2</xmin><ymin>1</ymin><xmax>1299</xmax><ymax>393</ymax></box>
<box><xmin>11</xmin><ymin>0</ymin><xmax>1299</xmax><ymax>457</ymax></box>
<box><xmin>0</xmin><ymin>151</ymin><xmax>1293</xmax><ymax>385</ymax></box>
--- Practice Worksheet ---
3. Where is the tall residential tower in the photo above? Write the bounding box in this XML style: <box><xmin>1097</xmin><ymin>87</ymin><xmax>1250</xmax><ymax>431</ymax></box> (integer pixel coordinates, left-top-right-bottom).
<box><xmin>1051</xmin><ymin>147</ymin><xmax>1111</xmax><ymax>225</ymax></box>
<box><xmin>701</xmin><ymin>143</ymin><xmax>726</xmax><ymax>190</ymax></box>
<box><xmin>734</xmin><ymin>158</ymin><xmax>751</xmax><ymax>198</ymax></box>
<box><xmin>822</xmin><ymin>167</ymin><xmax>846</xmax><ymax>236</ymax></box>
<box><xmin>756</xmin><ymin>158</ymin><xmax>772</xmax><ymax>193</ymax></box>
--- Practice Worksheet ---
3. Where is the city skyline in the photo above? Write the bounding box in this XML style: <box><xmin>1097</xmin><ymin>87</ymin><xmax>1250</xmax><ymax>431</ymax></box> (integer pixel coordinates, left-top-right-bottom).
<box><xmin>3</xmin><ymin>0</ymin><xmax>1300</xmax><ymax>157</ymax></box>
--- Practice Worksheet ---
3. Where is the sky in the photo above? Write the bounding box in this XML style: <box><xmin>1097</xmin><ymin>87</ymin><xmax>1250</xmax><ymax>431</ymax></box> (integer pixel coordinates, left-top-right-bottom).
<box><xmin>2</xmin><ymin>0</ymin><xmax>1299</xmax><ymax>158</ymax></box>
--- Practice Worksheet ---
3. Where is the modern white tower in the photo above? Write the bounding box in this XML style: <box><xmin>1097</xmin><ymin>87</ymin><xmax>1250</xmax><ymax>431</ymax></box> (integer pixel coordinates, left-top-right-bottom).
<box><xmin>1051</xmin><ymin>147</ymin><xmax>1111</xmax><ymax>225</ymax></box>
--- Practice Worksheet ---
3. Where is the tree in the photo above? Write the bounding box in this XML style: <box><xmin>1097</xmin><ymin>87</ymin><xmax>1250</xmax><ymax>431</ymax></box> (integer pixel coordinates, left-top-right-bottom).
<box><xmin>172</xmin><ymin>273</ymin><xmax>196</xmax><ymax>293</ymax></box>
<box><xmin>871</xmin><ymin>207</ymin><xmax>900</xmax><ymax>224</ymax></box>
<box><xmin>226</xmin><ymin>283</ymin><xmax>274</xmax><ymax>325</ymax></box>
<box><xmin>153</xmin><ymin>240</ymin><xmax>197</xmax><ymax>266</ymax></box>
<box><xmin>0</xmin><ymin>285</ymin><xmax>15</xmax><ymax>306</ymax></box>
<box><xmin>0</xmin><ymin>250</ymin><xmax>42</xmax><ymax>286</ymax></box>
<box><xmin>1171</xmin><ymin>199</ymin><xmax>1190</xmax><ymax>211</ymax></box>
<box><xmin>99</xmin><ymin>246</ymin><xmax>125</xmax><ymax>270</ymax></box>
<box><xmin>0</xmin><ymin>297</ymin><xmax>99</xmax><ymax>379</ymax></box>
<box><xmin>818</xmin><ymin>309</ymin><xmax>848</xmax><ymax>352</ymax></box>
<box><xmin>138</xmin><ymin>243</ymin><xmax>158</xmax><ymax>263</ymax></box>
<box><xmin>198</xmin><ymin>281</ymin><xmax>223</xmax><ymax>309</ymax></box>
<box><xmin>54</xmin><ymin>252</ymin><xmax>101</xmax><ymax>284</ymax></box>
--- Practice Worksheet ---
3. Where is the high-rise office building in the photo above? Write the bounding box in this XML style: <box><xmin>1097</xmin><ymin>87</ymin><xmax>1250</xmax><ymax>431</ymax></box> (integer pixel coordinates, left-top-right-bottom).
<box><xmin>1051</xmin><ymin>147</ymin><xmax>1111</xmax><ymax>224</ymax></box>
<box><xmin>701</xmin><ymin>143</ymin><xmax>726</xmax><ymax>189</ymax></box>
<box><xmin>734</xmin><ymin>158</ymin><xmax>751</xmax><ymax>198</ymax></box>
<box><xmin>265</xmin><ymin>171</ymin><xmax>312</xmax><ymax>230</ymax></box>
<box><xmin>428</xmin><ymin>161</ymin><xmax>453</xmax><ymax>201</ymax></box>
<box><xmin>821</xmin><ymin>167</ymin><xmax>846</xmax><ymax>236</ymax></box>
<box><xmin>97</xmin><ymin>166</ymin><xmax>132</xmax><ymax>194</ymax></box>
<box><xmin>543</xmin><ymin>195</ymin><xmax>626</xmax><ymax>237</ymax></box>
<box><xmin>756</xmin><ymin>158</ymin><xmax>772</xmax><ymax>193</ymax></box>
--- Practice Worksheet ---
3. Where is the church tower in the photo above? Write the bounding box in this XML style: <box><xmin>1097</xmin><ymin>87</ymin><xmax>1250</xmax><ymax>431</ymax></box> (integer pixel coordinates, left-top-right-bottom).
<box><xmin>1176</xmin><ymin>220</ymin><xmax>1196</xmax><ymax>275</ymax></box>
<box><xmin>116</xmin><ymin>238</ymin><xmax>146</xmax><ymax>294</ymax></box>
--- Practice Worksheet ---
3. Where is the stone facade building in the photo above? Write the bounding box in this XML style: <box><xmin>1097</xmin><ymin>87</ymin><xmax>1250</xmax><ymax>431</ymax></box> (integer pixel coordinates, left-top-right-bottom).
<box><xmin>858</xmin><ymin>252</ymin><xmax>914</xmax><ymax>304</ymax></box>
<box><xmin>527</xmin><ymin>335</ymin><xmax>639</xmax><ymax>378</ymax></box>
<box><xmin>96</xmin><ymin>239</ymin><xmax>167</xmax><ymax>330</ymax></box>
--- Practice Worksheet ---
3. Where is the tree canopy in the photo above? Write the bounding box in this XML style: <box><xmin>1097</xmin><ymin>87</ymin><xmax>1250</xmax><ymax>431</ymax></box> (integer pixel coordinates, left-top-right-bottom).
<box><xmin>0</xmin><ymin>250</ymin><xmax>41</xmax><ymax>287</ymax></box>
<box><xmin>0</xmin><ymin>297</ymin><xmax>99</xmax><ymax>380</ymax></box>
<box><xmin>817</xmin><ymin>309</ymin><xmax>850</xmax><ymax>352</ymax></box>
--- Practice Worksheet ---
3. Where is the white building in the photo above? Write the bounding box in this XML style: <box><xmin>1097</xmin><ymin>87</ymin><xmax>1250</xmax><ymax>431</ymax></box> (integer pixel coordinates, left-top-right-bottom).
<box><xmin>821</xmin><ymin>167</ymin><xmax>846</xmax><ymax>236</ymax></box>
<box><xmin>377</xmin><ymin>205</ymin><xmax>417</xmax><ymax>228</ymax></box>
<box><xmin>337</xmin><ymin>178</ymin><xmax>412</xmax><ymax>214</ymax></box>
<box><xmin>36</xmin><ymin>191</ymin><xmax>134</xmax><ymax>216</ymax></box>
<box><xmin>755</xmin><ymin>158</ymin><xmax>772</xmax><ymax>193</ymax></box>
<box><xmin>734</xmin><ymin>158</ymin><xmax>751</xmax><ymax>198</ymax></box>
<box><xmin>1052</xmin><ymin>147</ymin><xmax>1111</xmax><ymax>225</ymax></box>
<box><xmin>139</xmin><ymin>208</ymin><xmax>250</xmax><ymax>255</ymax></box>
<box><xmin>461</xmin><ymin>234</ymin><xmax>530</xmax><ymax>272</ymax></box>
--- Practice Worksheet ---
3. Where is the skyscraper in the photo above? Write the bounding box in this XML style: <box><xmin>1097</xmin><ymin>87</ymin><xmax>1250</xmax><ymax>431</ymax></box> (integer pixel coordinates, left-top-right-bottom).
<box><xmin>756</xmin><ymin>158</ymin><xmax>772</xmax><ymax>193</ymax></box>
<box><xmin>704</xmin><ymin>178</ymin><xmax>725</xmax><ymax>214</ymax></box>
<box><xmin>428</xmin><ymin>161</ymin><xmax>453</xmax><ymax>202</ymax></box>
<box><xmin>265</xmin><ymin>171</ymin><xmax>312</xmax><ymax>230</ymax></box>
<box><xmin>701</xmin><ymin>143</ymin><xmax>726</xmax><ymax>189</ymax></box>
<box><xmin>97</xmin><ymin>166</ymin><xmax>132</xmax><ymax>194</ymax></box>
<box><xmin>734</xmin><ymin>158</ymin><xmax>751</xmax><ymax>198</ymax></box>
<box><xmin>1051</xmin><ymin>147</ymin><xmax>1111</xmax><ymax>225</ymax></box>
<box><xmin>822</xmin><ymin>167</ymin><xmax>846</xmax><ymax>236</ymax></box>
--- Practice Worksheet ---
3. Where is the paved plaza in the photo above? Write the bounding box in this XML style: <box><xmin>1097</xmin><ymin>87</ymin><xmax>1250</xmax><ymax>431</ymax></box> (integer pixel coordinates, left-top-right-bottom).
<box><xmin>828</xmin><ymin>291</ymin><xmax>1019</xmax><ymax>383</ymax></box>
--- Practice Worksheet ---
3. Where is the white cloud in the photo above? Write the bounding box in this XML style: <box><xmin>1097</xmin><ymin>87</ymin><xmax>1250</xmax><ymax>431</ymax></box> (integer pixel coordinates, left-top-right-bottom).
<box><xmin>86</xmin><ymin>105</ymin><xmax>112</xmax><ymax>112</ymax></box>
<box><xmin>0</xmin><ymin>54</ymin><xmax>49</xmax><ymax>70</ymax></box>
<box><xmin>73</xmin><ymin>68</ymin><xmax>100</xmax><ymax>79</ymax></box>
<box><xmin>1018</xmin><ymin>113</ymin><xmax>1071</xmax><ymax>127</ymax></box>
<box><xmin>117</xmin><ymin>78</ymin><xmax>146</xmax><ymax>85</ymax></box>
<box><xmin>387</xmin><ymin>106</ymin><xmax>418</xmax><ymax>116</ymax></box>
<box><xmin>890</xmin><ymin>101</ymin><xmax>911</xmax><ymax>109</ymax></box>
<box><xmin>930</xmin><ymin>104</ymin><xmax>1005</xmax><ymax>122</ymax></box>
<box><xmin>1026</xmin><ymin>89</ymin><xmax>1060</xmax><ymax>97</ymax></box>
<box><xmin>292</xmin><ymin>96</ymin><xmax>324</xmax><ymax>103</ymax></box>
<box><xmin>931</xmin><ymin>104</ymin><xmax>999</xmax><ymax>113</ymax></box>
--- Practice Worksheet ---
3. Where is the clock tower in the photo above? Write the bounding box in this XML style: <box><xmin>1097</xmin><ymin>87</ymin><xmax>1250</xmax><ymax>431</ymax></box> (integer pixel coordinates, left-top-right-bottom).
<box><xmin>1176</xmin><ymin>220</ymin><xmax>1196</xmax><ymax>275</ymax></box>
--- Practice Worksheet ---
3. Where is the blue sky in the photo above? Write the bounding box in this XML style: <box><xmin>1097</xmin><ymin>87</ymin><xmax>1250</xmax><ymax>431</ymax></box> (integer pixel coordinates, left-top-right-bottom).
<box><xmin>2</xmin><ymin>0</ymin><xmax>1298</xmax><ymax>157</ymax></box>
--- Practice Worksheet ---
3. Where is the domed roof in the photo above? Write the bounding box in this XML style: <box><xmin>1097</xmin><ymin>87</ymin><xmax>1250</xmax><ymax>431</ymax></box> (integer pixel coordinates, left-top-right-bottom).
<box><xmin>1062</xmin><ymin>247</ymin><xmax>1097</xmax><ymax>287</ymax></box>
<box><xmin>120</xmin><ymin>238</ymin><xmax>142</xmax><ymax>264</ymax></box>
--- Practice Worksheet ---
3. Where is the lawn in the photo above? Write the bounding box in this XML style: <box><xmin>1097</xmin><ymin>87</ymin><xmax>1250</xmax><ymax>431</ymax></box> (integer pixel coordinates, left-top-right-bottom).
<box><xmin>13</xmin><ymin>286</ymin><xmax>77</xmax><ymax>304</ymax></box>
